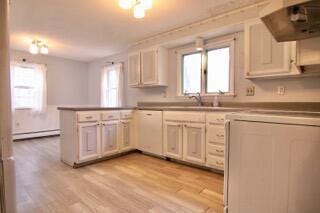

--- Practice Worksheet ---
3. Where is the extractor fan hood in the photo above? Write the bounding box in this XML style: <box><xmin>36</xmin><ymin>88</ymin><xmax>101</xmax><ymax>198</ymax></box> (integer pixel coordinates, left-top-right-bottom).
<box><xmin>260</xmin><ymin>0</ymin><xmax>320</xmax><ymax>42</ymax></box>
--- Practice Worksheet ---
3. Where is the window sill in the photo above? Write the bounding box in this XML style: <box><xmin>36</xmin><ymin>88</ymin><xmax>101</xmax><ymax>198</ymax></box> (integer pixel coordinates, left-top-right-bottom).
<box><xmin>14</xmin><ymin>107</ymin><xmax>32</xmax><ymax>111</ymax></box>
<box><xmin>176</xmin><ymin>93</ymin><xmax>236</xmax><ymax>98</ymax></box>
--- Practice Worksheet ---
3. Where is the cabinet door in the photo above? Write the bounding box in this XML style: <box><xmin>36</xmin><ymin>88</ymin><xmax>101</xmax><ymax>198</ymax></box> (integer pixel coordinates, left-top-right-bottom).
<box><xmin>164</xmin><ymin>121</ymin><xmax>183</xmax><ymax>159</ymax></box>
<box><xmin>141</xmin><ymin>48</ymin><xmax>157</xmax><ymax>85</ymax></box>
<box><xmin>78</xmin><ymin>122</ymin><xmax>100</xmax><ymax>162</ymax></box>
<box><xmin>120</xmin><ymin>119</ymin><xmax>132</xmax><ymax>152</ymax></box>
<box><xmin>244</xmin><ymin>20</ymin><xmax>297</xmax><ymax>78</ymax></box>
<box><xmin>101</xmin><ymin>121</ymin><xmax>119</xmax><ymax>156</ymax></box>
<box><xmin>228</xmin><ymin>121</ymin><xmax>320</xmax><ymax>213</ymax></box>
<box><xmin>128</xmin><ymin>52</ymin><xmax>140</xmax><ymax>86</ymax></box>
<box><xmin>183</xmin><ymin>123</ymin><xmax>205</xmax><ymax>164</ymax></box>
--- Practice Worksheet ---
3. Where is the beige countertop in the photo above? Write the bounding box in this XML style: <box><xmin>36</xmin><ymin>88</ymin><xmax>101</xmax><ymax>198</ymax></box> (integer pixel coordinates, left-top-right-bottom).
<box><xmin>57</xmin><ymin>106</ymin><xmax>135</xmax><ymax>111</ymax></box>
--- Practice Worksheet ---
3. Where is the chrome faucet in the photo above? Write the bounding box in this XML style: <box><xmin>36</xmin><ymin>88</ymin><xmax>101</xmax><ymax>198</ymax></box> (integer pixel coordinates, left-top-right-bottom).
<box><xmin>189</xmin><ymin>92</ymin><xmax>204</xmax><ymax>106</ymax></box>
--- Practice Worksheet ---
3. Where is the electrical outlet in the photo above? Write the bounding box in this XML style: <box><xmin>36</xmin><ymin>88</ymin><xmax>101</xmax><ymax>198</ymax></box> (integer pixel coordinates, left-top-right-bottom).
<box><xmin>246</xmin><ymin>86</ymin><xmax>255</xmax><ymax>96</ymax></box>
<box><xmin>277</xmin><ymin>86</ymin><xmax>285</xmax><ymax>95</ymax></box>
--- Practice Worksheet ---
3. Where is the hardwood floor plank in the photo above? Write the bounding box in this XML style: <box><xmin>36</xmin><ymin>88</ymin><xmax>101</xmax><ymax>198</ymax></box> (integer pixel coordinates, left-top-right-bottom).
<box><xmin>14</xmin><ymin>137</ymin><xmax>224</xmax><ymax>213</ymax></box>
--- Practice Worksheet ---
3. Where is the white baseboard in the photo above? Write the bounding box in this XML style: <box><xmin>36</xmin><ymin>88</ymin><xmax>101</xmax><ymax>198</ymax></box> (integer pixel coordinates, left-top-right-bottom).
<box><xmin>13</xmin><ymin>130</ymin><xmax>60</xmax><ymax>140</ymax></box>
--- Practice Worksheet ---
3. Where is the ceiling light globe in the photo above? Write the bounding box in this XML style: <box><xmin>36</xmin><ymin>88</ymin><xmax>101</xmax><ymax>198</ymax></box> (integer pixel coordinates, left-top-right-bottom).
<box><xmin>134</xmin><ymin>4</ymin><xmax>145</xmax><ymax>19</ymax></box>
<box><xmin>40</xmin><ymin>45</ymin><xmax>49</xmax><ymax>54</ymax></box>
<box><xmin>141</xmin><ymin>0</ymin><xmax>152</xmax><ymax>10</ymax></box>
<box><xmin>29</xmin><ymin>41</ymin><xmax>39</xmax><ymax>54</ymax></box>
<box><xmin>119</xmin><ymin>0</ymin><xmax>132</xmax><ymax>10</ymax></box>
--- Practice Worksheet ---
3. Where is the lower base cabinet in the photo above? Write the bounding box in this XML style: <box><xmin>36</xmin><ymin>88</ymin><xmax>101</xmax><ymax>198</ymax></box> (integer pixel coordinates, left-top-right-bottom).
<box><xmin>183</xmin><ymin>123</ymin><xmax>206</xmax><ymax>164</ymax></box>
<box><xmin>60</xmin><ymin>110</ymin><xmax>134</xmax><ymax>167</ymax></box>
<box><xmin>164</xmin><ymin>122</ymin><xmax>183</xmax><ymax>159</ymax></box>
<box><xmin>120</xmin><ymin>119</ymin><xmax>133</xmax><ymax>152</ymax></box>
<box><xmin>163</xmin><ymin>111</ymin><xmax>206</xmax><ymax>166</ymax></box>
<box><xmin>101</xmin><ymin>120</ymin><xmax>119</xmax><ymax>156</ymax></box>
<box><xmin>78</xmin><ymin>122</ymin><xmax>101</xmax><ymax>162</ymax></box>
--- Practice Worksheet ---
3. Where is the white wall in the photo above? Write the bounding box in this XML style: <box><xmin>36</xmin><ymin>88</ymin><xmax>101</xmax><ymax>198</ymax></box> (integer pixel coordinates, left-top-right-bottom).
<box><xmin>88</xmin><ymin>32</ymin><xmax>320</xmax><ymax>107</ymax></box>
<box><xmin>11</xmin><ymin>50</ymin><xmax>88</xmax><ymax>137</ymax></box>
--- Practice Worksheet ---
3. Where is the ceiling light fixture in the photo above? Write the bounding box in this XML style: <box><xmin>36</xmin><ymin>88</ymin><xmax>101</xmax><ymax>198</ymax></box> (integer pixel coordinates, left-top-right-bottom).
<box><xmin>119</xmin><ymin>0</ymin><xmax>152</xmax><ymax>19</ymax></box>
<box><xmin>29</xmin><ymin>40</ymin><xmax>49</xmax><ymax>55</ymax></box>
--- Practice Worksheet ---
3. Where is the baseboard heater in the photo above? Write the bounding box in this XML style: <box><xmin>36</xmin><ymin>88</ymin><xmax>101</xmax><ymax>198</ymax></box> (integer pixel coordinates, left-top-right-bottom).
<box><xmin>13</xmin><ymin>129</ymin><xmax>60</xmax><ymax>140</ymax></box>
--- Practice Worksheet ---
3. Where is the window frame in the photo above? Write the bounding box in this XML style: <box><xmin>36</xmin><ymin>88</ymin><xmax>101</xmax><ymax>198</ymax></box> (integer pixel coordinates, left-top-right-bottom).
<box><xmin>181</xmin><ymin>51</ymin><xmax>203</xmax><ymax>95</ymax></box>
<box><xmin>177</xmin><ymin>37</ymin><xmax>235</xmax><ymax>97</ymax></box>
<box><xmin>101</xmin><ymin>63</ymin><xmax>123</xmax><ymax>107</ymax></box>
<box><xmin>11</xmin><ymin>62</ymin><xmax>46</xmax><ymax>110</ymax></box>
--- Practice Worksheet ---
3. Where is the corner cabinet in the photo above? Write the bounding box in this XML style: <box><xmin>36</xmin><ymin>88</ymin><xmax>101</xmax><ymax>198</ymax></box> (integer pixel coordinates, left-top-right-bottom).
<box><xmin>128</xmin><ymin>46</ymin><xmax>168</xmax><ymax>87</ymax></box>
<box><xmin>244</xmin><ymin>19</ymin><xmax>300</xmax><ymax>79</ymax></box>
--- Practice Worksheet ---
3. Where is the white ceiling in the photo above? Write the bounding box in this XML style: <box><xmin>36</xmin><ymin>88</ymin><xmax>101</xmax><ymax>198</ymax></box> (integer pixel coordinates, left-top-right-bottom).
<box><xmin>10</xmin><ymin>0</ymin><xmax>265</xmax><ymax>62</ymax></box>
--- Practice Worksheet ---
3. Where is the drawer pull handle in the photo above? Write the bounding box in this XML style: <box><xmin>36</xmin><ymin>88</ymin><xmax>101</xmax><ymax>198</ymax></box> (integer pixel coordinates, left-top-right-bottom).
<box><xmin>216</xmin><ymin>150</ymin><xmax>224</xmax><ymax>153</ymax></box>
<box><xmin>216</xmin><ymin>118</ymin><xmax>224</xmax><ymax>121</ymax></box>
<box><xmin>216</xmin><ymin>134</ymin><xmax>224</xmax><ymax>137</ymax></box>
<box><xmin>146</xmin><ymin>114</ymin><xmax>152</xmax><ymax>116</ymax></box>
<box><xmin>216</xmin><ymin>161</ymin><xmax>224</xmax><ymax>166</ymax></box>
<box><xmin>85</xmin><ymin>116</ymin><xmax>93</xmax><ymax>119</ymax></box>
<box><xmin>108</xmin><ymin>115</ymin><xmax>114</xmax><ymax>118</ymax></box>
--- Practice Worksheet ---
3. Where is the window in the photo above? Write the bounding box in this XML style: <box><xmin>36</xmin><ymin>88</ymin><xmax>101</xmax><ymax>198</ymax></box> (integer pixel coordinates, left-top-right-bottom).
<box><xmin>206</xmin><ymin>47</ymin><xmax>230</xmax><ymax>93</ymax></box>
<box><xmin>182</xmin><ymin>52</ymin><xmax>202</xmax><ymax>94</ymax></box>
<box><xmin>178</xmin><ymin>38</ymin><xmax>234</xmax><ymax>96</ymax></box>
<box><xmin>101</xmin><ymin>64</ymin><xmax>123</xmax><ymax>107</ymax></box>
<box><xmin>11</xmin><ymin>62</ymin><xmax>47</xmax><ymax>112</ymax></box>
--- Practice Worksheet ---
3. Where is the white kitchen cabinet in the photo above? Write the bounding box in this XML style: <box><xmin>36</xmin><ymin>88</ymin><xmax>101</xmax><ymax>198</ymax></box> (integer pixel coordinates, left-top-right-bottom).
<box><xmin>128</xmin><ymin>46</ymin><xmax>168</xmax><ymax>87</ymax></box>
<box><xmin>128</xmin><ymin>51</ymin><xmax>141</xmax><ymax>86</ymax></box>
<box><xmin>227</xmin><ymin>118</ymin><xmax>320</xmax><ymax>213</ymax></box>
<box><xmin>206</xmin><ymin>113</ymin><xmax>226</xmax><ymax>171</ymax></box>
<box><xmin>244</xmin><ymin>19</ymin><xmax>299</xmax><ymax>78</ymax></box>
<box><xmin>183</xmin><ymin>123</ymin><xmax>206</xmax><ymax>164</ymax></box>
<box><xmin>120</xmin><ymin>119</ymin><xmax>132</xmax><ymax>152</ymax></box>
<box><xmin>164</xmin><ymin>121</ymin><xmax>183</xmax><ymax>160</ymax></box>
<box><xmin>101</xmin><ymin>120</ymin><xmax>119</xmax><ymax>156</ymax></box>
<box><xmin>78</xmin><ymin>122</ymin><xmax>101</xmax><ymax>162</ymax></box>
<box><xmin>136</xmin><ymin>110</ymin><xmax>163</xmax><ymax>156</ymax></box>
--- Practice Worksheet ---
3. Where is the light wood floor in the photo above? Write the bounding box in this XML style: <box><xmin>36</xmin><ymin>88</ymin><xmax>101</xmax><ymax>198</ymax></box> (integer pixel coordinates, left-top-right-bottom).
<box><xmin>13</xmin><ymin>137</ymin><xmax>224</xmax><ymax>213</ymax></box>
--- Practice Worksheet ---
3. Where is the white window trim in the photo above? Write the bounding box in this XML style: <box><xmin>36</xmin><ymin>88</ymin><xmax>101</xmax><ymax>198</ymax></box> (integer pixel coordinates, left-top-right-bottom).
<box><xmin>101</xmin><ymin>63</ymin><xmax>124</xmax><ymax>107</ymax></box>
<box><xmin>11</xmin><ymin>61</ymin><xmax>47</xmax><ymax>112</ymax></box>
<box><xmin>176</xmin><ymin>36</ymin><xmax>235</xmax><ymax>97</ymax></box>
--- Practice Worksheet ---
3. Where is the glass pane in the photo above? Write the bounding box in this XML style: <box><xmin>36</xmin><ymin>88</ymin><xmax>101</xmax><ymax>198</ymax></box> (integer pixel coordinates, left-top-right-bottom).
<box><xmin>182</xmin><ymin>52</ymin><xmax>201</xmax><ymax>94</ymax></box>
<box><xmin>108</xmin><ymin>89</ymin><xmax>118</xmax><ymax>107</ymax></box>
<box><xmin>108</xmin><ymin>69</ymin><xmax>118</xmax><ymax>89</ymax></box>
<box><xmin>13</xmin><ymin>66</ymin><xmax>35</xmax><ymax>88</ymax></box>
<box><xmin>206</xmin><ymin>47</ymin><xmax>230</xmax><ymax>93</ymax></box>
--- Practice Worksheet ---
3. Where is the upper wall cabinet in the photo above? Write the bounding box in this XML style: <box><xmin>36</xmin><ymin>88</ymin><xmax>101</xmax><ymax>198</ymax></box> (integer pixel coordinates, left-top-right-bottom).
<box><xmin>128</xmin><ymin>51</ymin><xmax>141</xmax><ymax>86</ymax></box>
<box><xmin>244</xmin><ymin>20</ymin><xmax>300</xmax><ymax>79</ymax></box>
<box><xmin>128</xmin><ymin>46</ymin><xmax>168</xmax><ymax>87</ymax></box>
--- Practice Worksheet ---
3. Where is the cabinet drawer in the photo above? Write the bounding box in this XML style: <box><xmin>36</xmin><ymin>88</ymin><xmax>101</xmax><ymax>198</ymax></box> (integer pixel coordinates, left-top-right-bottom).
<box><xmin>163</xmin><ymin>111</ymin><xmax>205</xmax><ymax>123</ymax></box>
<box><xmin>77</xmin><ymin>112</ymin><xmax>100</xmax><ymax>123</ymax></box>
<box><xmin>207</xmin><ymin>126</ymin><xmax>225</xmax><ymax>144</ymax></box>
<box><xmin>121</xmin><ymin>110</ymin><xmax>133</xmax><ymax>119</ymax></box>
<box><xmin>102</xmin><ymin>111</ymin><xmax>120</xmax><ymax>121</ymax></box>
<box><xmin>207</xmin><ymin>144</ymin><xmax>224</xmax><ymax>157</ymax></box>
<box><xmin>206</xmin><ymin>113</ymin><xmax>226</xmax><ymax>125</ymax></box>
<box><xmin>207</xmin><ymin>155</ymin><xmax>224</xmax><ymax>170</ymax></box>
